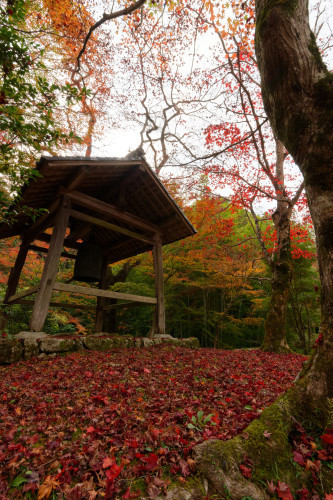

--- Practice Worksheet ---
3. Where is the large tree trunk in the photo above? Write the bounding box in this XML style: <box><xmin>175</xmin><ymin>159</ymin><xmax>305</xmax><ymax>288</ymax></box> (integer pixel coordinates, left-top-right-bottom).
<box><xmin>193</xmin><ymin>1</ymin><xmax>333</xmax><ymax>497</ymax></box>
<box><xmin>262</xmin><ymin>259</ymin><xmax>292</xmax><ymax>352</ymax></box>
<box><xmin>255</xmin><ymin>0</ymin><xmax>333</xmax><ymax>399</ymax></box>
<box><xmin>262</xmin><ymin>141</ymin><xmax>293</xmax><ymax>352</ymax></box>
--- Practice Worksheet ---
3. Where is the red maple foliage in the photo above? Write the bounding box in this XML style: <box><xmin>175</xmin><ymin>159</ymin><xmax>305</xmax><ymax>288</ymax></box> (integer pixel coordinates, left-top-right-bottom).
<box><xmin>0</xmin><ymin>347</ymin><xmax>305</xmax><ymax>498</ymax></box>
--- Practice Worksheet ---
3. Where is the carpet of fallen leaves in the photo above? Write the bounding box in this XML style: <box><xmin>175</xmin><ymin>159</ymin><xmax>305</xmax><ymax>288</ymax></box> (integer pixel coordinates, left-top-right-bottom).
<box><xmin>0</xmin><ymin>346</ymin><xmax>306</xmax><ymax>499</ymax></box>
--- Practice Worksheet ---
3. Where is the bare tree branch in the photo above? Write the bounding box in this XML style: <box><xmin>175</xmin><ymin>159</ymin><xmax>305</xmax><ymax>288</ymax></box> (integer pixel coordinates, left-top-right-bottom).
<box><xmin>76</xmin><ymin>0</ymin><xmax>148</xmax><ymax>72</ymax></box>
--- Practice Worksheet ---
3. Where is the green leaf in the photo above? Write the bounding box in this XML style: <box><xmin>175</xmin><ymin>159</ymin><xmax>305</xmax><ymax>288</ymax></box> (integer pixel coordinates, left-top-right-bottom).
<box><xmin>187</xmin><ymin>423</ymin><xmax>196</xmax><ymax>429</ymax></box>
<box><xmin>191</xmin><ymin>416</ymin><xmax>197</xmax><ymax>424</ymax></box>
<box><xmin>203</xmin><ymin>413</ymin><xmax>214</xmax><ymax>423</ymax></box>
<box><xmin>12</xmin><ymin>476</ymin><xmax>27</xmax><ymax>487</ymax></box>
<box><xmin>244</xmin><ymin>405</ymin><xmax>253</xmax><ymax>410</ymax></box>
<box><xmin>326</xmin><ymin>461</ymin><xmax>333</xmax><ymax>469</ymax></box>
<box><xmin>197</xmin><ymin>410</ymin><xmax>204</xmax><ymax>421</ymax></box>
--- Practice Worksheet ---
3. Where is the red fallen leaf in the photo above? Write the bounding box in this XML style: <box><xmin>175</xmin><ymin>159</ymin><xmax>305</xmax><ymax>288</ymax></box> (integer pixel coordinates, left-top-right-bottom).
<box><xmin>293</xmin><ymin>451</ymin><xmax>306</xmax><ymax>466</ymax></box>
<box><xmin>267</xmin><ymin>480</ymin><xmax>276</xmax><ymax>495</ymax></box>
<box><xmin>317</xmin><ymin>449</ymin><xmax>333</xmax><ymax>460</ymax></box>
<box><xmin>103</xmin><ymin>457</ymin><xmax>113</xmax><ymax>468</ymax></box>
<box><xmin>144</xmin><ymin>368</ymin><xmax>151</xmax><ymax>374</ymax></box>
<box><xmin>325</xmin><ymin>495</ymin><xmax>333</xmax><ymax>500</ymax></box>
<box><xmin>140</xmin><ymin>453</ymin><xmax>159</xmax><ymax>470</ymax></box>
<box><xmin>276</xmin><ymin>481</ymin><xmax>293</xmax><ymax>500</ymax></box>
<box><xmin>296</xmin><ymin>486</ymin><xmax>309</xmax><ymax>500</ymax></box>
<box><xmin>263</xmin><ymin>430</ymin><xmax>272</xmax><ymax>439</ymax></box>
<box><xmin>179</xmin><ymin>458</ymin><xmax>190</xmax><ymax>477</ymax></box>
<box><xmin>321</xmin><ymin>433</ymin><xmax>333</xmax><ymax>445</ymax></box>
<box><xmin>239</xmin><ymin>464</ymin><xmax>251</xmax><ymax>479</ymax></box>
<box><xmin>150</xmin><ymin>428</ymin><xmax>160</xmax><ymax>440</ymax></box>
<box><xmin>122</xmin><ymin>487</ymin><xmax>141</xmax><ymax>499</ymax></box>
<box><xmin>91</xmin><ymin>395</ymin><xmax>108</xmax><ymax>405</ymax></box>
<box><xmin>86</xmin><ymin>426</ymin><xmax>95</xmax><ymax>434</ymax></box>
<box><xmin>305</xmin><ymin>459</ymin><xmax>318</xmax><ymax>471</ymax></box>
<box><xmin>187</xmin><ymin>458</ymin><xmax>196</xmax><ymax>470</ymax></box>
<box><xmin>105</xmin><ymin>463</ymin><xmax>122</xmax><ymax>480</ymax></box>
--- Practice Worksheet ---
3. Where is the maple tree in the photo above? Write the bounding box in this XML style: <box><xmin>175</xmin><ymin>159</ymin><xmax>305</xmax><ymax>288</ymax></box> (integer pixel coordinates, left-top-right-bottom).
<box><xmin>37</xmin><ymin>0</ymin><xmax>114</xmax><ymax>157</ymax></box>
<box><xmin>201</xmin><ymin>21</ymin><xmax>307</xmax><ymax>353</ymax></box>
<box><xmin>0</xmin><ymin>0</ymin><xmax>84</xmax><ymax>217</ymax></box>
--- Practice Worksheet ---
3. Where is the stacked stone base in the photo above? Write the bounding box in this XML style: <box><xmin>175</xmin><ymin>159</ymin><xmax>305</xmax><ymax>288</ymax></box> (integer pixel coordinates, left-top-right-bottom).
<box><xmin>0</xmin><ymin>333</ymin><xmax>200</xmax><ymax>365</ymax></box>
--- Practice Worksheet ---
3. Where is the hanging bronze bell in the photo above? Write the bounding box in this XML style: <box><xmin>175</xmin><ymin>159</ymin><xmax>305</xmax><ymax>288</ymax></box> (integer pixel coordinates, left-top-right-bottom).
<box><xmin>73</xmin><ymin>239</ymin><xmax>103</xmax><ymax>283</ymax></box>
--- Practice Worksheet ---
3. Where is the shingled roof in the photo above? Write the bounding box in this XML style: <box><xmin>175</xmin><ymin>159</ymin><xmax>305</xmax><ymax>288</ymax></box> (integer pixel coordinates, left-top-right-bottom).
<box><xmin>0</xmin><ymin>156</ymin><xmax>196</xmax><ymax>264</ymax></box>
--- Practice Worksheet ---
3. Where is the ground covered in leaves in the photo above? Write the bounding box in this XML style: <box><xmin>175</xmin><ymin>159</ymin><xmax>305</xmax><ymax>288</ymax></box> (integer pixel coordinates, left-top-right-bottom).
<box><xmin>0</xmin><ymin>346</ymin><xmax>306</xmax><ymax>499</ymax></box>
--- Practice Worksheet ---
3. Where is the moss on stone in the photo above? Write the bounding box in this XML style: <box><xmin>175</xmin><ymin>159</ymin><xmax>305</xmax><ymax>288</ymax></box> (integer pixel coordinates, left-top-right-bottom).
<box><xmin>0</xmin><ymin>339</ymin><xmax>23</xmax><ymax>364</ymax></box>
<box><xmin>23</xmin><ymin>339</ymin><xmax>39</xmax><ymax>359</ymax></box>
<box><xmin>82</xmin><ymin>337</ymin><xmax>114</xmax><ymax>351</ymax></box>
<box><xmin>179</xmin><ymin>337</ymin><xmax>200</xmax><ymax>348</ymax></box>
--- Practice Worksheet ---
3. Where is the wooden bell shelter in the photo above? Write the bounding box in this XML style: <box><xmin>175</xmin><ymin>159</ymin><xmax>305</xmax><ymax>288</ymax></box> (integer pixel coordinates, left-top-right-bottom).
<box><xmin>0</xmin><ymin>156</ymin><xmax>195</xmax><ymax>335</ymax></box>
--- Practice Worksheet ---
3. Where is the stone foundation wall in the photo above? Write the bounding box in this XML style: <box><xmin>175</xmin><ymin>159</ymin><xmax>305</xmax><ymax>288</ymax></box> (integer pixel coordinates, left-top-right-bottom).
<box><xmin>0</xmin><ymin>333</ymin><xmax>200</xmax><ymax>365</ymax></box>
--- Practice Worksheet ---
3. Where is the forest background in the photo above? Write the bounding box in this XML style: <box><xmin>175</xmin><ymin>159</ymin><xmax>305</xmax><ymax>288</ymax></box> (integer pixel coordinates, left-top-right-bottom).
<box><xmin>0</xmin><ymin>0</ymin><xmax>332</xmax><ymax>353</ymax></box>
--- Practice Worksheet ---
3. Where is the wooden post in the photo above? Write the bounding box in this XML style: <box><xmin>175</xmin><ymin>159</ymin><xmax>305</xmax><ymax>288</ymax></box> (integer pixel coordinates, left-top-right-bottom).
<box><xmin>0</xmin><ymin>241</ymin><xmax>29</xmax><ymax>330</ymax></box>
<box><xmin>151</xmin><ymin>234</ymin><xmax>165</xmax><ymax>337</ymax></box>
<box><xmin>94</xmin><ymin>259</ymin><xmax>108</xmax><ymax>333</ymax></box>
<box><xmin>29</xmin><ymin>197</ymin><xmax>71</xmax><ymax>332</ymax></box>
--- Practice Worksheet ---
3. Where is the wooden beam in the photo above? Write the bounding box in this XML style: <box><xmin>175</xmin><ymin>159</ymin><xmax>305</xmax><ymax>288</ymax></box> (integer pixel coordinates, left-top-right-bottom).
<box><xmin>36</xmin><ymin>232</ymin><xmax>80</xmax><ymax>250</ymax></box>
<box><xmin>102</xmin><ymin>301</ymin><xmax>152</xmax><ymax>311</ymax></box>
<box><xmin>22</xmin><ymin>203</ymin><xmax>58</xmax><ymax>244</ymax></box>
<box><xmin>70</xmin><ymin>209</ymin><xmax>154</xmax><ymax>245</ymax></box>
<box><xmin>66</xmin><ymin>222</ymin><xmax>91</xmax><ymax>245</ymax></box>
<box><xmin>3</xmin><ymin>242</ymin><xmax>29</xmax><ymax>303</ymax></box>
<box><xmin>150</xmin><ymin>234</ymin><xmax>165</xmax><ymax>336</ymax></box>
<box><xmin>10</xmin><ymin>299</ymin><xmax>95</xmax><ymax>310</ymax></box>
<box><xmin>20</xmin><ymin>167</ymin><xmax>90</xmax><ymax>245</ymax></box>
<box><xmin>53</xmin><ymin>282</ymin><xmax>157</xmax><ymax>304</ymax></box>
<box><xmin>7</xmin><ymin>285</ymin><xmax>40</xmax><ymax>303</ymax></box>
<box><xmin>103</xmin><ymin>164</ymin><xmax>145</xmax><ymax>201</ymax></box>
<box><xmin>28</xmin><ymin>244</ymin><xmax>77</xmax><ymax>260</ymax></box>
<box><xmin>30</xmin><ymin>197</ymin><xmax>71</xmax><ymax>331</ymax></box>
<box><xmin>63</xmin><ymin>189</ymin><xmax>157</xmax><ymax>234</ymax></box>
<box><xmin>63</xmin><ymin>165</ymin><xmax>90</xmax><ymax>192</ymax></box>
<box><xmin>95</xmin><ymin>259</ymin><xmax>108</xmax><ymax>333</ymax></box>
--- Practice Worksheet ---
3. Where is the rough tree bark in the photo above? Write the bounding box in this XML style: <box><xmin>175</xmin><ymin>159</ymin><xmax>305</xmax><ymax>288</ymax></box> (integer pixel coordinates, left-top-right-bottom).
<box><xmin>260</xmin><ymin>139</ymin><xmax>295</xmax><ymax>352</ymax></box>
<box><xmin>194</xmin><ymin>0</ymin><xmax>333</xmax><ymax>497</ymax></box>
